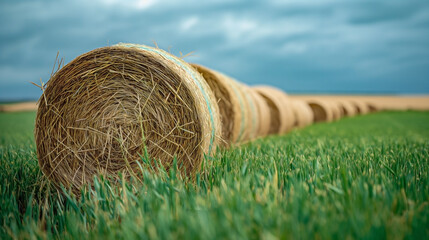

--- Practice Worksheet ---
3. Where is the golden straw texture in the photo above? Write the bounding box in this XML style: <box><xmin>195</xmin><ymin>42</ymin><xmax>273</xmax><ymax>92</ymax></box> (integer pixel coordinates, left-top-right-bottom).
<box><xmin>239</xmin><ymin>83</ymin><xmax>259</xmax><ymax>141</ymax></box>
<box><xmin>351</xmin><ymin>100</ymin><xmax>370</xmax><ymax>114</ymax></box>
<box><xmin>249</xmin><ymin>89</ymin><xmax>271</xmax><ymax>138</ymax></box>
<box><xmin>191</xmin><ymin>64</ymin><xmax>242</xmax><ymax>147</ymax></box>
<box><xmin>215</xmin><ymin>74</ymin><xmax>249</xmax><ymax>143</ymax></box>
<box><xmin>291</xmin><ymin>99</ymin><xmax>314</xmax><ymax>128</ymax></box>
<box><xmin>338</xmin><ymin>100</ymin><xmax>357</xmax><ymax>117</ymax></box>
<box><xmin>253</xmin><ymin>86</ymin><xmax>294</xmax><ymax>134</ymax></box>
<box><xmin>306</xmin><ymin>99</ymin><xmax>334</xmax><ymax>122</ymax></box>
<box><xmin>35</xmin><ymin>44</ymin><xmax>221</xmax><ymax>191</ymax></box>
<box><xmin>328</xmin><ymin>100</ymin><xmax>342</xmax><ymax>120</ymax></box>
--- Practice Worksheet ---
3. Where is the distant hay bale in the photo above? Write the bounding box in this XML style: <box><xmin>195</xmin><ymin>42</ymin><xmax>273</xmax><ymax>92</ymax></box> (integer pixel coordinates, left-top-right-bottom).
<box><xmin>234</xmin><ymin>81</ymin><xmax>267</xmax><ymax>142</ymax></box>
<box><xmin>291</xmin><ymin>99</ymin><xmax>314</xmax><ymax>127</ymax></box>
<box><xmin>215</xmin><ymin>74</ymin><xmax>251</xmax><ymax>143</ymax></box>
<box><xmin>338</xmin><ymin>100</ymin><xmax>357</xmax><ymax>117</ymax></box>
<box><xmin>253</xmin><ymin>86</ymin><xmax>295</xmax><ymax>134</ymax></box>
<box><xmin>329</xmin><ymin>100</ymin><xmax>342</xmax><ymax>120</ymax></box>
<box><xmin>351</xmin><ymin>100</ymin><xmax>370</xmax><ymax>114</ymax></box>
<box><xmin>35</xmin><ymin>44</ymin><xmax>222</xmax><ymax>191</ymax></box>
<box><xmin>237</xmin><ymin>84</ymin><xmax>273</xmax><ymax>140</ymax></box>
<box><xmin>335</xmin><ymin>101</ymin><xmax>346</xmax><ymax>117</ymax></box>
<box><xmin>306</xmin><ymin>99</ymin><xmax>334</xmax><ymax>122</ymax></box>
<box><xmin>249</xmin><ymin>89</ymin><xmax>271</xmax><ymax>138</ymax></box>
<box><xmin>280</xmin><ymin>91</ymin><xmax>296</xmax><ymax>131</ymax></box>
<box><xmin>237</xmin><ymin>85</ymin><xmax>257</xmax><ymax>141</ymax></box>
<box><xmin>253</xmin><ymin>88</ymin><xmax>283</xmax><ymax>134</ymax></box>
<box><xmin>367</xmin><ymin>102</ymin><xmax>379</xmax><ymax>112</ymax></box>
<box><xmin>0</xmin><ymin>102</ymin><xmax>38</xmax><ymax>112</ymax></box>
<box><xmin>191</xmin><ymin>64</ymin><xmax>242</xmax><ymax>146</ymax></box>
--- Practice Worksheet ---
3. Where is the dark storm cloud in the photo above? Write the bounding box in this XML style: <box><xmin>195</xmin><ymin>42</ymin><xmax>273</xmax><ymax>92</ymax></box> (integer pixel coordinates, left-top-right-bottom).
<box><xmin>1</xmin><ymin>0</ymin><xmax>429</xmax><ymax>100</ymax></box>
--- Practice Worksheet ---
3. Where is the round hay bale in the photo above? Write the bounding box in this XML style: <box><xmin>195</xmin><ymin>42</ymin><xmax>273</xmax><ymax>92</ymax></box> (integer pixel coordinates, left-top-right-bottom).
<box><xmin>191</xmin><ymin>64</ymin><xmax>242</xmax><ymax>147</ymax></box>
<box><xmin>335</xmin><ymin>101</ymin><xmax>346</xmax><ymax>117</ymax></box>
<box><xmin>35</xmin><ymin>44</ymin><xmax>222</xmax><ymax>191</ymax></box>
<box><xmin>329</xmin><ymin>100</ymin><xmax>342</xmax><ymax>120</ymax></box>
<box><xmin>253</xmin><ymin>88</ymin><xmax>283</xmax><ymax>135</ymax></box>
<box><xmin>367</xmin><ymin>102</ymin><xmax>379</xmax><ymax>112</ymax></box>
<box><xmin>351</xmin><ymin>100</ymin><xmax>370</xmax><ymax>114</ymax></box>
<box><xmin>280</xmin><ymin>92</ymin><xmax>296</xmax><ymax>131</ymax></box>
<box><xmin>230</xmin><ymin>80</ymin><xmax>259</xmax><ymax>142</ymax></box>
<box><xmin>249</xmin><ymin>89</ymin><xmax>271</xmax><ymax>138</ymax></box>
<box><xmin>240</xmin><ymin>84</ymin><xmax>260</xmax><ymax>141</ymax></box>
<box><xmin>338</xmin><ymin>100</ymin><xmax>357</xmax><ymax>117</ymax></box>
<box><xmin>291</xmin><ymin>99</ymin><xmax>313</xmax><ymax>127</ymax></box>
<box><xmin>213</xmin><ymin>74</ymin><xmax>250</xmax><ymax>143</ymax></box>
<box><xmin>299</xmin><ymin>100</ymin><xmax>314</xmax><ymax>126</ymax></box>
<box><xmin>306</xmin><ymin>99</ymin><xmax>334</xmax><ymax>122</ymax></box>
<box><xmin>253</xmin><ymin>86</ymin><xmax>295</xmax><ymax>134</ymax></box>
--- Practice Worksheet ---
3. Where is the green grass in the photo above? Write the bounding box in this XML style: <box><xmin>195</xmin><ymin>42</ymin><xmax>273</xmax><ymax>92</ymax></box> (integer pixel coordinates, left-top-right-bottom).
<box><xmin>0</xmin><ymin>111</ymin><xmax>428</xmax><ymax>239</ymax></box>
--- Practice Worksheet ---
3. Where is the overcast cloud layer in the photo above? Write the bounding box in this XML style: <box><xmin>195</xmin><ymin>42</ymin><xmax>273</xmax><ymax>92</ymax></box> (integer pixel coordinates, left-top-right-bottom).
<box><xmin>1</xmin><ymin>0</ymin><xmax>429</xmax><ymax>101</ymax></box>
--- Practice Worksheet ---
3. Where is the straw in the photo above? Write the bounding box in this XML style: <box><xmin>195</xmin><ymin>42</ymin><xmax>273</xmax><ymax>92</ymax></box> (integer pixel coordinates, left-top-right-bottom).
<box><xmin>191</xmin><ymin>64</ymin><xmax>242</xmax><ymax>147</ymax></box>
<box><xmin>35</xmin><ymin>44</ymin><xmax>222</xmax><ymax>191</ymax></box>
<box><xmin>338</xmin><ymin>100</ymin><xmax>357</xmax><ymax>117</ymax></box>
<box><xmin>253</xmin><ymin>86</ymin><xmax>295</xmax><ymax>134</ymax></box>
<box><xmin>249</xmin><ymin>89</ymin><xmax>271</xmax><ymax>138</ymax></box>
<box><xmin>306</xmin><ymin>99</ymin><xmax>334</xmax><ymax>122</ymax></box>
<box><xmin>291</xmin><ymin>99</ymin><xmax>314</xmax><ymax>127</ymax></box>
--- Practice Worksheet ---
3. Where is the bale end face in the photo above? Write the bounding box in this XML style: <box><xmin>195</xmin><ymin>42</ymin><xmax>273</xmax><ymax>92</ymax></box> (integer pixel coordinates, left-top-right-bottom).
<box><xmin>307</xmin><ymin>100</ymin><xmax>334</xmax><ymax>123</ymax></box>
<box><xmin>35</xmin><ymin>45</ymin><xmax>221</xmax><ymax>191</ymax></box>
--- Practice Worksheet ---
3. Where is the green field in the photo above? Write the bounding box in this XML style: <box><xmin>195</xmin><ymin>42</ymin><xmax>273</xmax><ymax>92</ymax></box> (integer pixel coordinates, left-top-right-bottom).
<box><xmin>1</xmin><ymin>111</ymin><xmax>428</xmax><ymax>239</ymax></box>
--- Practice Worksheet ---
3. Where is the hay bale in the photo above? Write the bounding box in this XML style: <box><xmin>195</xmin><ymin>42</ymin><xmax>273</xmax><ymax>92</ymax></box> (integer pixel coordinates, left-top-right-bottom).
<box><xmin>329</xmin><ymin>100</ymin><xmax>342</xmax><ymax>120</ymax></box>
<box><xmin>35</xmin><ymin>44</ymin><xmax>222</xmax><ymax>191</ymax></box>
<box><xmin>237</xmin><ymin>84</ymin><xmax>273</xmax><ymax>140</ymax></box>
<box><xmin>230</xmin><ymin>80</ymin><xmax>264</xmax><ymax>142</ymax></box>
<box><xmin>240</xmin><ymin>84</ymin><xmax>259</xmax><ymax>141</ymax></box>
<box><xmin>300</xmin><ymin>101</ymin><xmax>314</xmax><ymax>126</ymax></box>
<box><xmin>338</xmin><ymin>100</ymin><xmax>357</xmax><ymax>117</ymax></box>
<box><xmin>191</xmin><ymin>64</ymin><xmax>242</xmax><ymax>146</ymax></box>
<box><xmin>335</xmin><ymin>101</ymin><xmax>346</xmax><ymax>117</ymax></box>
<box><xmin>253</xmin><ymin>86</ymin><xmax>295</xmax><ymax>134</ymax></box>
<box><xmin>367</xmin><ymin>102</ymin><xmax>380</xmax><ymax>112</ymax></box>
<box><xmin>291</xmin><ymin>99</ymin><xmax>314</xmax><ymax>127</ymax></box>
<box><xmin>280</xmin><ymin>91</ymin><xmax>297</xmax><ymax>131</ymax></box>
<box><xmin>214</xmin><ymin>74</ymin><xmax>251</xmax><ymax>143</ymax></box>
<box><xmin>249</xmin><ymin>89</ymin><xmax>271</xmax><ymax>138</ymax></box>
<box><xmin>306</xmin><ymin>99</ymin><xmax>334</xmax><ymax>122</ymax></box>
<box><xmin>253</xmin><ymin>88</ymin><xmax>283</xmax><ymax>135</ymax></box>
<box><xmin>351</xmin><ymin>100</ymin><xmax>370</xmax><ymax>114</ymax></box>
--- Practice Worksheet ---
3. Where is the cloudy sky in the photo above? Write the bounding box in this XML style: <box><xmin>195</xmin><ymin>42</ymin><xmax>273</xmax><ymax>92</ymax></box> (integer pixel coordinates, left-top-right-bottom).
<box><xmin>1</xmin><ymin>0</ymin><xmax>428</xmax><ymax>101</ymax></box>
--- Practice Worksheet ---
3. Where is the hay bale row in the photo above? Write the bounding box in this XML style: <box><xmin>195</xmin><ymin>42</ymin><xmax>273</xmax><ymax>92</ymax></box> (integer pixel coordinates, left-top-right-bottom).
<box><xmin>0</xmin><ymin>102</ymin><xmax>38</xmax><ymax>112</ymax></box>
<box><xmin>293</xmin><ymin>97</ymin><xmax>380</xmax><ymax>123</ymax></box>
<box><xmin>35</xmin><ymin>44</ymin><xmax>382</xmax><ymax>192</ymax></box>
